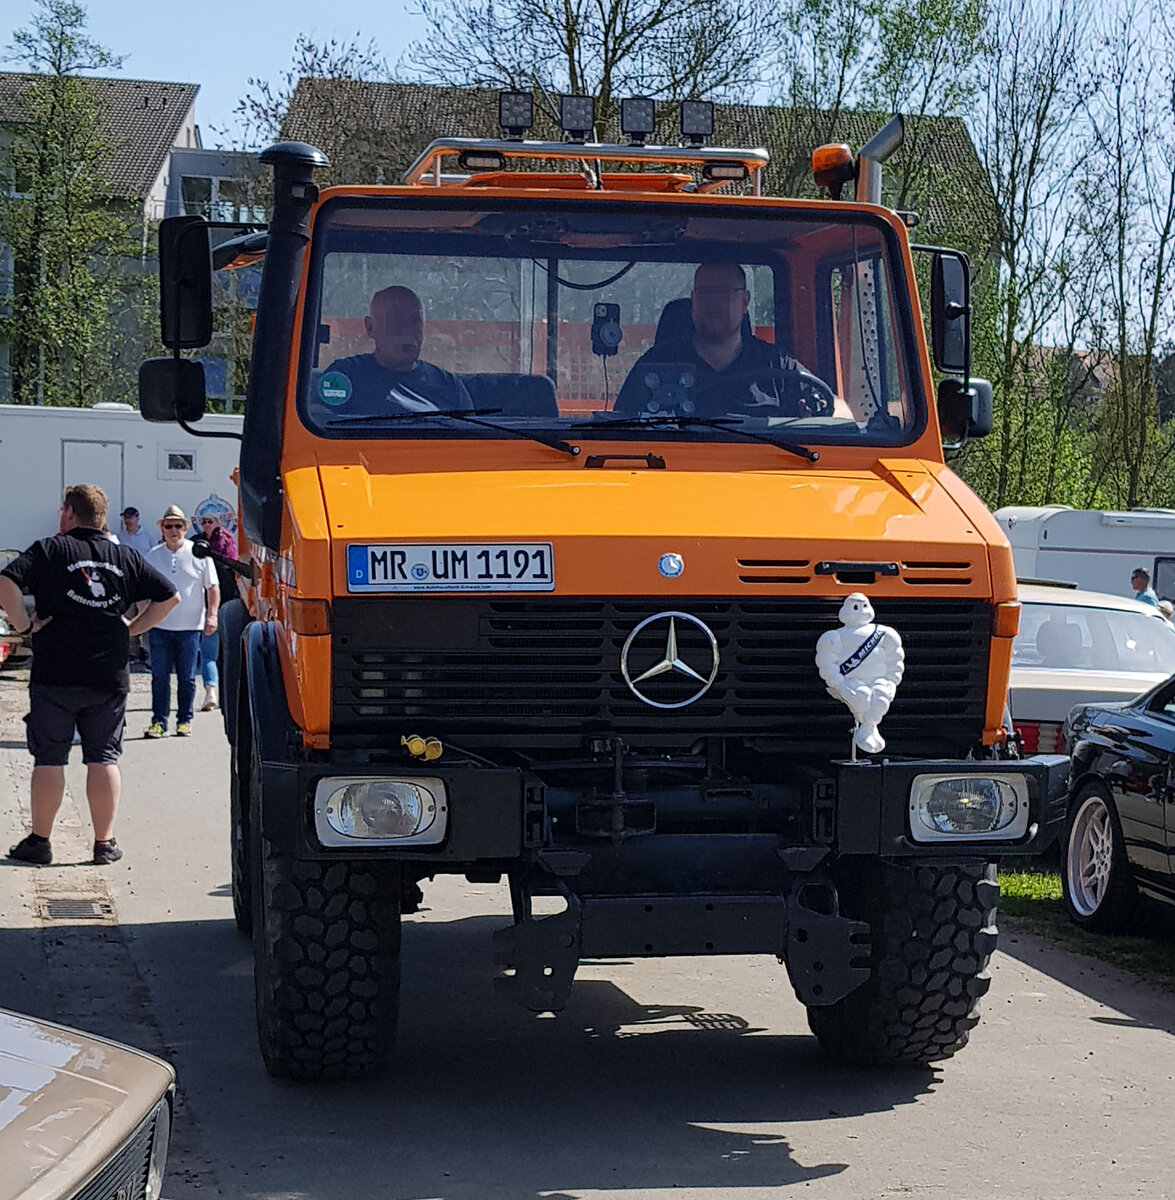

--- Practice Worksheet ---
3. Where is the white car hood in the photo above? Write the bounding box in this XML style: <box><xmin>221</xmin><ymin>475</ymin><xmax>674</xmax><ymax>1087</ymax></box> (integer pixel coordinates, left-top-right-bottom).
<box><xmin>1008</xmin><ymin>667</ymin><xmax>1165</xmax><ymax>724</ymax></box>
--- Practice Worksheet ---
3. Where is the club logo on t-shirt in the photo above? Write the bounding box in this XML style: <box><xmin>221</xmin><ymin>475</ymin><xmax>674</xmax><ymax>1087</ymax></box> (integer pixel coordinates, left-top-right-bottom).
<box><xmin>66</xmin><ymin>560</ymin><xmax>124</xmax><ymax>609</ymax></box>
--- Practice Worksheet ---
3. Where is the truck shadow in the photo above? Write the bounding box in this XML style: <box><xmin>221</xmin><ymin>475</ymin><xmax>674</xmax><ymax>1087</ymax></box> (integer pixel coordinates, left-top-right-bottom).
<box><xmin>0</xmin><ymin>910</ymin><xmax>937</xmax><ymax>1200</ymax></box>
<box><xmin>995</xmin><ymin>922</ymin><xmax>1175</xmax><ymax>1038</ymax></box>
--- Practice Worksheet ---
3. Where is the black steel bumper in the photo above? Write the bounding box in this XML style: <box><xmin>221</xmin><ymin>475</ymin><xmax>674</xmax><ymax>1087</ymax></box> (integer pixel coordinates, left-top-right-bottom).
<box><xmin>257</xmin><ymin>751</ymin><xmax>1068</xmax><ymax>862</ymax></box>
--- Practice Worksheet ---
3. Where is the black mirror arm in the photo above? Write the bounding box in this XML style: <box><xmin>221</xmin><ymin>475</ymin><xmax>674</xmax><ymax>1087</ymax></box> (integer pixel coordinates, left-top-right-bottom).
<box><xmin>178</xmin><ymin>416</ymin><xmax>243</xmax><ymax>442</ymax></box>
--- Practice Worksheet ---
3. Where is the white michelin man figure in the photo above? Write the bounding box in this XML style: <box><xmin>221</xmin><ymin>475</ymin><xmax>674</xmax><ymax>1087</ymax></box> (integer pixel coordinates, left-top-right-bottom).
<box><xmin>815</xmin><ymin>592</ymin><xmax>905</xmax><ymax>756</ymax></box>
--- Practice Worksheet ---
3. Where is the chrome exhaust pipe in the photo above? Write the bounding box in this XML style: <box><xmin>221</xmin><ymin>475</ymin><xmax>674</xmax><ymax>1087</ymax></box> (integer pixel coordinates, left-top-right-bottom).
<box><xmin>856</xmin><ymin>115</ymin><xmax>904</xmax><ymax>206</ymax></box>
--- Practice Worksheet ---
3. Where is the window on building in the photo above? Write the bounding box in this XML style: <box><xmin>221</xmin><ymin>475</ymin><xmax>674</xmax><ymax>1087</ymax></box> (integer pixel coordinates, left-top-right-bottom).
<box><xmin>181</xmin><ymin>175</ymin><xmax>212</xmax><ymax>217</ymax></box>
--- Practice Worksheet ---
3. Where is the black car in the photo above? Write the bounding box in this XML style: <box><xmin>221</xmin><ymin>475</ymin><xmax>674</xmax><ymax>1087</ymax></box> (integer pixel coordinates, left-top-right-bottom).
<box><xmin>1064</xmin><ymin>677</ymin><xmax>1175</xmax><ymax>929</ymax></box>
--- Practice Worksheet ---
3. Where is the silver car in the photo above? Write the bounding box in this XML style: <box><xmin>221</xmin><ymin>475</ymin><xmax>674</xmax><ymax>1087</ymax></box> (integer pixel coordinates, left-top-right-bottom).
<box><xmin>1009</xmin><ymin>582</ymin><xmax>1175</xmax><ymax>754</ymax></box>
<box><xmin>0</xmin><ymin>1007</ymin><xmax>173</xmax><ymax>1200</ymax></box>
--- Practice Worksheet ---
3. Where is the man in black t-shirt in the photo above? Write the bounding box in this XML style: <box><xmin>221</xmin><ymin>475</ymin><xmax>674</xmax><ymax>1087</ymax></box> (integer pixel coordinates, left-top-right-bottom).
<box><xmin>614</xmin><ymin>262</ymin><xmax>830</xmax><ymax>418</ymax></box>
<box><xmin>0</xmin><ymin>484</ymin><xmax>179</xmax><ymax>867</ymax></box>
<box><xmin>316</xmin><ymin>285</ymin><xmax>473</xmax><ymax>416</ymax></box>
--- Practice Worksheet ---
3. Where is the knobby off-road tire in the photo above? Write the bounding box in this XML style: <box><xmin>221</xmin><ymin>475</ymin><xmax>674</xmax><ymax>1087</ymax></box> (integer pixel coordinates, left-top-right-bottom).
<box><xmin>229</xmin><ymin>736</ymin><xmax>251</xmax><ymax>936</ymax></box>
<box><xmin>807</xmin><ymin>860</ymin><xmax>998</xmax><ymax>1066</ymax></box>
<box><xmin>250</xmin><ymin>742</ymin><xmax>402</xmax><ymax>1080</ymax></box>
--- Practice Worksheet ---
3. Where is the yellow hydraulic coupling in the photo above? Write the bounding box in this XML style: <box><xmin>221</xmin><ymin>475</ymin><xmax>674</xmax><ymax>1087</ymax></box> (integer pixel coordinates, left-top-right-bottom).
<box><xmin>401</xmin><ymin>734</ymin><xmax>444</xmax><ymax>761</ymax></box>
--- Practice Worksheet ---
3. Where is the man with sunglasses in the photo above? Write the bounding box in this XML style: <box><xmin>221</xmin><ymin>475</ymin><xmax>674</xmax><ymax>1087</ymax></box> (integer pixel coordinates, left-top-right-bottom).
<box><xmin>143</xmin><ymin>506</ymin><xmax>219</xmax><ymax>739</ymax></box>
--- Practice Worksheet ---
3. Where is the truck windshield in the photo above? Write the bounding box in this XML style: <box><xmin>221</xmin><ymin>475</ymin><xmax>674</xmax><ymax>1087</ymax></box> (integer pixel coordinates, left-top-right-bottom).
<box><xmin>298</xmin><ymin>197</ymin><xmax>924</xmax><ymax>446</ymax></box>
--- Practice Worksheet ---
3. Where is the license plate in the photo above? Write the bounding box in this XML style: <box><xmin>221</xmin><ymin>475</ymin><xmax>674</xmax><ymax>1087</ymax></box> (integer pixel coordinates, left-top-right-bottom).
<box><xmin>347</xmin><ymin>543</ymin><xmax>555</xmax><ymax>593</ymax></box>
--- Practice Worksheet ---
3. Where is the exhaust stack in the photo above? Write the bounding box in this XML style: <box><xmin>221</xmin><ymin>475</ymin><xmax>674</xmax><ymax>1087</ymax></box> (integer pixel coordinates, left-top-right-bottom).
<box><xmin>856</xmin><ymin>115</ymin><xmax>904</xmax><ymax>206</ymax></box>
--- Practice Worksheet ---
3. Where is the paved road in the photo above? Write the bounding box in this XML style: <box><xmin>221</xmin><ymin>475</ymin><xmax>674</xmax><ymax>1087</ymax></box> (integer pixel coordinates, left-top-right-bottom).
<box><xmin>2</xmin><ymin>662</ymin><xmax>1174</xmax><ymax>1199</ymax></box>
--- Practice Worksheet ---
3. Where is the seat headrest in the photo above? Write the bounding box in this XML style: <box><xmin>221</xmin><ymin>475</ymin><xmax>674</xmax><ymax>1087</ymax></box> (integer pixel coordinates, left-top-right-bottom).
<box><xmin>460</xmin><ymin>373</ymin><xmax>558</xmax><ymax>418</ymax></box>
<box><xmin>1034</xmin><ymin>619</ymin><xmax>1083</xmax><ymax>666</ymax></box>
<box><xmin>654</xmin><ymin>297</ymin><xmax>754</xmax><ymax>345</ymax></box>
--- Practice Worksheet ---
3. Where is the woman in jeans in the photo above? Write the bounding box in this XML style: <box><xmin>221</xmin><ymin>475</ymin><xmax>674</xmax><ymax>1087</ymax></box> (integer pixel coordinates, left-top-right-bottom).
<box><xmin>143</xmin><ymin>506</ymin><xmax>219</xmax><ymax>737</ymax></box>
<box><xmin>191</xmin><ymin>514</ymin><xmax>238</xmax><ymax>711</ymax></box>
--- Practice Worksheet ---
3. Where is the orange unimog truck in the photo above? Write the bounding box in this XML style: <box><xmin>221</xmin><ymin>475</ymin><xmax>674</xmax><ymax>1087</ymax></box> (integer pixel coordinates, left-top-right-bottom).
<box><xmin>140</xmin><ymin>96</ymin><xmax>1067</xmax><ymax>1081</ymax></box>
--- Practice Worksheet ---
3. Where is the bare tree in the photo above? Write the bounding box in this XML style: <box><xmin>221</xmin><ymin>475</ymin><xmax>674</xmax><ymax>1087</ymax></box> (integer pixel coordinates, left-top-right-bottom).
<box><xmin>1081</xmin><ymin>3</ymin><xmax>1175</xmax><ymax>507</ymax></box>
<box><xmin>404</xmin><ymin>0</ymin><xmax>781</xmax><ymax>126</ymax></box>
<box><xmin>962</xmin><ymin>0</ymin><xmax>1100</xmax><ymax>507</ymax></box>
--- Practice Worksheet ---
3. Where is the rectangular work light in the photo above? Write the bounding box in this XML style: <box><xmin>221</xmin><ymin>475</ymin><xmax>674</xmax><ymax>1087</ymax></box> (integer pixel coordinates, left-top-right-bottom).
<box><xmin>680</xmin><ymin>99</ymin><xmax>714</xmax><ymax>147</ymax></box>
<box><xmin>559</xmin><ymin>94</ymin><xmax>595</xmax><ymax>142</ymax></box>
<box><xmin>498</xmin><ymin>90</ymin><xmax>534</xmax><ymax>139</ymax></box>
<box><xmin>620</xmin><ymin>97</ymin><xmax>656</xmax><ymax>145</ymax></box>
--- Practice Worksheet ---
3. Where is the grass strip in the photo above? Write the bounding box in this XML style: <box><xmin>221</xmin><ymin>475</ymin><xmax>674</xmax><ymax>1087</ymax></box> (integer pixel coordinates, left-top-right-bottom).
<box><xmin>998</xmin><ymin>866</ymin><xmax>1175</xmax><ymax>988</ymax></box>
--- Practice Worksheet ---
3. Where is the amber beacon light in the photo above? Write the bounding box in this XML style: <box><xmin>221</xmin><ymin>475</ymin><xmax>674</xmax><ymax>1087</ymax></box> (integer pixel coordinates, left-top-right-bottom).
<box><xmin>812</xmin><ymin>143</ymin><xmax>855</xmax><ymax>200</ymax></box>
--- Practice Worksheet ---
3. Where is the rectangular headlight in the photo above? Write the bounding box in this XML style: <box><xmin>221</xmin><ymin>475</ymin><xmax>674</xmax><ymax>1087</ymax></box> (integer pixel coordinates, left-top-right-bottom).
<box><xmin>314</xmin><ymin>777</ymin><xmax>448</xmax><ymax>847</ymax></box>
<box><xmin>909</xmin><ymin>773</ymin><xmax>1029</xmax><ymax>843</ymax></box>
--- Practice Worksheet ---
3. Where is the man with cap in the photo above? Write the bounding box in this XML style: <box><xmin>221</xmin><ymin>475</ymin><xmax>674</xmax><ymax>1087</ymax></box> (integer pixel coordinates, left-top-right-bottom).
<box><xmin>143</xmin><ymin>505</ymin><xmax>219</xmax><ymax>738</ymax></box>
<box><xmin>119</xmin><ymin>506</ymin><xmax>155</xmax><ymax>556</ymax></box>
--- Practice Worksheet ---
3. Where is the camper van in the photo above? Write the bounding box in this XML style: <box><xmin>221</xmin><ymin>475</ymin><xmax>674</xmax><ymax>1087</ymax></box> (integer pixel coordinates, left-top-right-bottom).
<box><xmin>0</xmin><ymin>402</ymin><xmax>241</xmax><ymax>552</ymax></box>
<box><xmin>995</xmin><ymin>505</ymin><xmax>1175</xmax><ymax>600</ymax></box>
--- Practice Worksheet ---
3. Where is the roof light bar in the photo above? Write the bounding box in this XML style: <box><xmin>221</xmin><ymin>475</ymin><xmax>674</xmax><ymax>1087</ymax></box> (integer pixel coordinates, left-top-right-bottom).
<box><xmin>559</xmin><ymin>94</ymin><xmax>595</xmax><ymax>143</ymax></box>
<box><xmin>620</xmin><ymin>97</ymin><xmax>656</xmax><ymax>146</ymax></box>
<box><xmin>498</xmin><ymin>91</ymin><xmax>534</xmax><ymax>140</ymax></box>
<box><xmin>680</xmin><ymin>100</ymin><xmax>714</xmax><ymax>147</ymax></box>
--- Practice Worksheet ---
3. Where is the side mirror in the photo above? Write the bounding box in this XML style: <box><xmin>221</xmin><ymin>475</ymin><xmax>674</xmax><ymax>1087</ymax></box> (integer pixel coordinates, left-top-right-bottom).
<box><xmin>931</xmin><ymin>251</ymin><xmax>970</xmax><ymax>375</ymax></box>
<box><xmin>159</xmin><ymin>215</ymin><xmax>213</xmax><ymax>350</ymax></box>
<box><xmin>139</xmin><ymin>358</ymin><xmax>207</xmax><ymax>423</ymax></box>
<box><xmin>938</xmin><ymin>376</ymin><xmax>992</xmax><ymax>441</ymax></box>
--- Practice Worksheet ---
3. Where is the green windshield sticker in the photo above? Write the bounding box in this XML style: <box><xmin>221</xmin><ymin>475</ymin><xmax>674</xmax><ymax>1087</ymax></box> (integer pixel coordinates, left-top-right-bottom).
<box><xmin>319</xmin><ymin>371</ymin><xmax>352</xmax><ymax>405</ymax></box>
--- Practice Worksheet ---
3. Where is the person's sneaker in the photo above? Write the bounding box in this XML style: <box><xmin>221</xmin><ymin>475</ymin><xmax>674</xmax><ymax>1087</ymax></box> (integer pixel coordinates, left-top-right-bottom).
<box><xmin>201</xmin><ymin>685</ymin><xmax>218</xmax><ymax>712</ymax></box>
<box><xmin>8</xmin><ymin>835</ymin><xmax>52</xmax><ymax>865</ymax></box>
<box><xmin>175</xmin><ymin>722</ymin><xmax>193</xmax><ymax>737</ymax></box>
<box><xmin>144</xmin><ymin>722</ymin><xmax>165</xmax><ymax>739</ymax></box>
<box><xmin>93</xmin><ymin>839</ymin><xmax>123</xmax><ymax>865</ymax></box>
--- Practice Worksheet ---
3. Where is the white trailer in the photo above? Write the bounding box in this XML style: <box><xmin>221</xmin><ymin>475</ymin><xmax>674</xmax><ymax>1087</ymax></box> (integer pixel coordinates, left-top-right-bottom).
<box><xmin>0</xmin><ymin>402</ymin><xmax>242</xmax><ymax>552</ymax></box>
<box><xmin>994</xmin><ymin>505</ymin><xmax>1175</xmax><ymax>600</ymax></box>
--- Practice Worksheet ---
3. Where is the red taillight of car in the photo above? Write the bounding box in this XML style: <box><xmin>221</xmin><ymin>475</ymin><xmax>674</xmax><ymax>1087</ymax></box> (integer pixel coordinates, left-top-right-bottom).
<box><xmin>1014</xmin><ymin>721</ymin><xmax>1061</xmax><ymax>755</ymax></box>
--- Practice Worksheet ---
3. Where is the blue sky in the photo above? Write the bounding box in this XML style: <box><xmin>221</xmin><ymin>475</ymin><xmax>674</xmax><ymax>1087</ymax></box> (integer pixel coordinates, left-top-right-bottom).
<box><xmin>3</xmin><ymin>0</ymin><xmax>428</xmax><ymax>145</ymax></box>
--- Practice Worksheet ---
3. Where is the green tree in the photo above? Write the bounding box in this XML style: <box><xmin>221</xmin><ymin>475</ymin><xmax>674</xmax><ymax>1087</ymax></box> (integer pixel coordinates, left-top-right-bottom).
<box><xmin>0</xmin><ymin>0</ymin><xmax>135</xmax><ymax>406</ymax></box>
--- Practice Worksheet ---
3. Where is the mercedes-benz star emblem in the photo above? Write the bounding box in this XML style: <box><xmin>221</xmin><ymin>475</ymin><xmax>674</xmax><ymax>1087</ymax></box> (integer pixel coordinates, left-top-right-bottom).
<box><xmin>620</xmin><ymin>612</ymin><xmax>720</xmax><ymax>709</ymax></box>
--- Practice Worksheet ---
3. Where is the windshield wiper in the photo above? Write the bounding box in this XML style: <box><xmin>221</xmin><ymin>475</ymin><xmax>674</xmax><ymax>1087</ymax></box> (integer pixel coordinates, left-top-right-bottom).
<box><xmin>572</xmin><ymin>414</ymin><xmax>819</xmax><ymax>462</ymax></box>
<box><xmin>325</xmin><ymin>407</ymin><xmax>580</xmax><ymax>457</ymax></box>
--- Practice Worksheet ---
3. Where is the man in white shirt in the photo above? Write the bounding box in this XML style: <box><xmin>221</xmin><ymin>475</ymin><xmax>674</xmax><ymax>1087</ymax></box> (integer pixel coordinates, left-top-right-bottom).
<box><xmin>143</xmin><ymin>505</ymin><xmax>219</xmax><ymax>737</ymax></box>
<box><xmin>118</xmin><ymin>507</ymin><xmax>156</xmax><ymax>556</ymax></box>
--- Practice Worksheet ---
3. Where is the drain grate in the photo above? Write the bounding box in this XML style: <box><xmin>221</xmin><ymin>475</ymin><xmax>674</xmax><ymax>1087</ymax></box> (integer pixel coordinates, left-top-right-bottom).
<box><xmin>41</xmin><ymin>898</ymin><xmax>114</xmax><ymax>922</ymax></box>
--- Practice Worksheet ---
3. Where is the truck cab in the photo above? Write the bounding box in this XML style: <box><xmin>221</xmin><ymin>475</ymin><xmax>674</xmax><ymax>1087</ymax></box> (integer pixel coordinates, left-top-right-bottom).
<box><xmin>140</xmin><ymin>97</ymin><xmax>1067</xmax><ymax>1080</ymax></box>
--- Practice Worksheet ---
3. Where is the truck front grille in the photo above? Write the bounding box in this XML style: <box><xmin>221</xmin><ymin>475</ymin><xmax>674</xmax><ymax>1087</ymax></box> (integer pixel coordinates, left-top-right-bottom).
<box><xmin>331</xmin><ymin>596</ymin><xmax>990</xmax><ymax>755</ymax></box>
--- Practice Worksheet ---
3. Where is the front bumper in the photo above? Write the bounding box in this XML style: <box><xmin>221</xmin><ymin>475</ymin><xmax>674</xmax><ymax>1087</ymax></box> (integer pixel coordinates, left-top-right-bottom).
<box><xmin>257</xmin><ymin>752</ymin><xmax>1069</xmax><ymax>862</ymax></box>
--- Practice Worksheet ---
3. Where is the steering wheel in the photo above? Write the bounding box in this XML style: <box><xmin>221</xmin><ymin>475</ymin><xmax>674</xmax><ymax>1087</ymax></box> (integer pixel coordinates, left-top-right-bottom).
<box><xmin>695</xmin><ymin>362</ymin><xmax>838</xmax><ymax>418</ymax></box>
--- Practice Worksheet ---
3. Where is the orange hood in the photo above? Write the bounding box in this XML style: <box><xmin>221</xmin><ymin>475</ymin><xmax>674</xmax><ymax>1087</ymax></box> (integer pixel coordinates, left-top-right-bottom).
<box><xmin>306</xmin><ymin>459</ymin><xmax>999</xmax><ymax>598</ymax></box>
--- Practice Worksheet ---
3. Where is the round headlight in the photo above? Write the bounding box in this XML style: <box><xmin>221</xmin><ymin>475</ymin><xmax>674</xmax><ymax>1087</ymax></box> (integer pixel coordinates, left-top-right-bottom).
<box><xmin>326</xmin><ymin>780</ymin><xmax>437</xmax><ymax>839</ymax></box>
<box><xmin>925</xmin><ymin>778</ymin><xmax>1012</xmax><ymax>834</ymax></box>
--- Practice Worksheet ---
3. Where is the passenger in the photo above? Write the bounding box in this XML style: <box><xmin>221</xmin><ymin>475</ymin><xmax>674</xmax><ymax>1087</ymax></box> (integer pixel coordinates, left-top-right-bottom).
<box><xmin>614</xmin><ymin>263</ymin><xmax>828</xmax><ymax>417</ymax></box>
<box><xmin>320</xmin><ymin>286</ymin><xmax>472</xmax><ymax>414</ymax></box>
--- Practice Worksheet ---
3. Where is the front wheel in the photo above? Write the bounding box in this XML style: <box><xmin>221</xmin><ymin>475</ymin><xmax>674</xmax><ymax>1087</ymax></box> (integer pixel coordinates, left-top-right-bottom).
<box><xmin>1062</xmin><ymin>785</ymin><xmax>1137</xmax><ymax>932</ymax></box>
<box><xmin>250</xmin><ymin>741</ymin><xmax>402</xmax><ymax>1080</ymax></box>
<box><xmin>807</xmin><ymin>860</ymin><xmax>998</xmax><ymax>1066</ymax></box>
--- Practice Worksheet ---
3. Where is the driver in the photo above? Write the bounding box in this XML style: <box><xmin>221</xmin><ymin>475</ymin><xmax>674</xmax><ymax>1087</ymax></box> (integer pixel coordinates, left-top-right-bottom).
<box><xmin>319</xmin><ymin>286</ymin><xmax>472</xmax><ymax>413</ymax></box>
<box><xmin>614</xmin><ymin>263</ymin><xmax>825</xmax><ymax>417</ymax></box>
